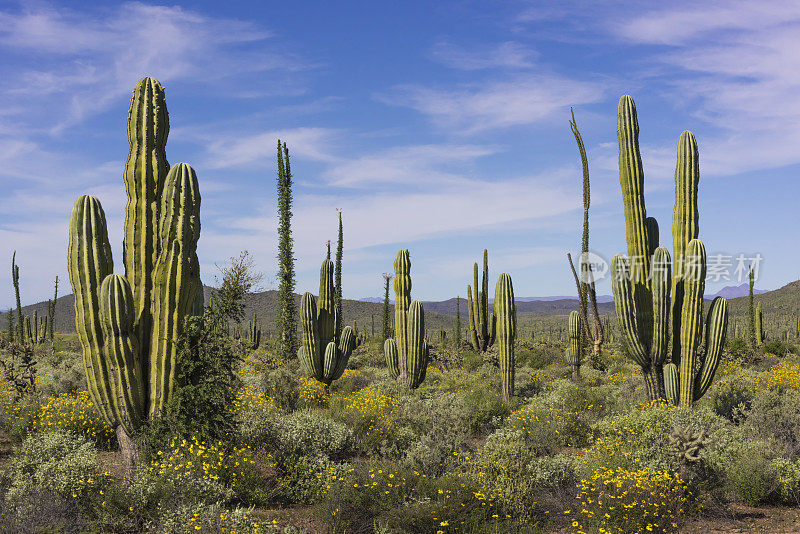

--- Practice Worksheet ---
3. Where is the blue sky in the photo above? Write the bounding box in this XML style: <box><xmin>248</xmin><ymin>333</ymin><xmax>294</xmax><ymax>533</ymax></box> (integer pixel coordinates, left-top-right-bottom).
<box><xmin>0</xmin><ymin>0</ymin><xmax>798</xmax><ymax>308</ymax></box>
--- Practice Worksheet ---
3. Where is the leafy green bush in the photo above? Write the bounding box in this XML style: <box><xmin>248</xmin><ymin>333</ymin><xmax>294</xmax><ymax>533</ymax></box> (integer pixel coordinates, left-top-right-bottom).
<box><xmin>725</xmin><ymin>442</ymin><xmax>780</xmax><ymax>505</ymax></box>
<box><xmin>741</xmin><ymin>387</ymin><xmax>800</xmax><ymax>456</ymax></box>
<box><xmin>276</xmin><ymin>453</ymin><xmax>350</xmax><ymax>504</ymax></box>
<box><xmin>262</xmin><ymin>366</ymin><xmax>300</xmax><ymax>412</ymax></box>
<box><xmin>5</xmin><ymin>430</ymin><xmax>104</xmax><ymax>507</ymax></box>
<box><xmin>772</xmin><ymin>456</ymin><xmax>800</xmax><ymax>505</ymax></box>
<box><xmin>707</xmin><ymin>370</ymin><xmax>757</xmax><ymax>420</ymax></box>
<box><xmin>277</xmin><ymin>409</ymin><xmax>352</xmax><ymax>457</ymax></box>
<box><xmin>576</xmin><ymin>465</ymin><xmax>696</xmax><ymax>533</ymax></box>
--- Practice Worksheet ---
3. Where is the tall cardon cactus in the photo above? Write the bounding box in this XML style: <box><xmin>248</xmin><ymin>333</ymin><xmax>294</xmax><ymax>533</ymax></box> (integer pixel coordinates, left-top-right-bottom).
<box><xmin>299</xmin><ymin>256</ymin><xmax>354</xmax><ymax>386</ymax></box>
<box><xmin>68</xmin><ymin>77</ymin><xmax>202</xmax><ymax>468</ymax></box>
<box><xmin>467</xmin><ymin>250</ymin><xmax>495</xmax><ymax>352</ymax></box>
<box><xmin>755</xmin><ymin>302</ymin><xmax>764</xmax><ymax>345</ymax></box>
<box><xmin>384</xmin><ymin>250</ymin><xmax>429</xmax><ymax>389</ymax></box>
<box><xmin>565</xmin><ymin>310</ymin><xmax>582</xmax><ymax>382</ymax></box>
<box><xmin>494</xmin><ymin>273</ymin><xmax>516</xmax><ymax>403</ymax></box>
<box><xmin>249</xmin><ymin>314</ymin><xmax>261</xmax><ymax>350</ymax></box>
<box><xmin>611</xmin><ymin>95</ymin><xmax>727</xmax><ymax>406</ymax></box>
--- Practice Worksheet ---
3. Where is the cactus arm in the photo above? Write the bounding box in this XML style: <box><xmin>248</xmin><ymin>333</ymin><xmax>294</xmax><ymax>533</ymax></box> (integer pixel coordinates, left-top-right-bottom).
<box><xmin>611</xmin><ymin>255</ymin><xmax>648</xmax><ymax>369</ymax></box>
<box><xmin>646</xmin><ymin>217</ymin><xmax>659</xmax><ymax>258</ymax></box>
<box><xmin>68</xmin><ymin>195</ymin><xmax>117</xmax><ymax>426</ymax></box>
<box><xmin>481</xmin><ymin>249</ymin><xmax>490</xmax><ymax>345</ymax></box>
<box><xmin>406</xmin><ymin>300</ymin><xmax>427</xmax><ymax>389</ymax></box>
<box><xmin>617</xmin><ymin>96</ymin><xmax>651</xmax><ymax>287</ymax></box>
<box><xmin>384</xmin><ymin>338</ymin><xmax>399</xmax><ymax>379</ymax></box>
<box><xmin>663</xmin><ymin>363</ymin><xmax>679</xmax><ymax>405</ymax></box>
<box><xmin>393</xmin><ymin>250</ymin><xmax>411</xmax><ymax>379</ymax></box>
<box><xmin>123</xmin><ymin>77</ymin><xmax>170</xmax><ymax>363</ymax></box>
<box><xmin>322</xmin><ymin>342</ymin><xmax>339</xmax><ymax>385</ymax></box>
<box><xmin>100</xmin><ymin>275</ymin><xmax>146</xmax><ymax>435</ymax></box>
<box><xmin>678</xmin><ymin>239</ymin><xmax>706</xmax><ymax>406</ymax></box>
<box><xmin>317</xmin><ymin>259</ymin><xmax>336</xmax><ymax>350</ymax></box>
<box><xmin>671</xmin><ymin>131</ymin><xmax>700</xmax><ymax>364</ymax></box>
<box><xmin>331</xmin><ymin>326</ymin><xmax>354</xmax><ymax>381</ymax></box>
<box><xmin>467</xmin><ymin>284</ymin><xmax>479</xmax><ymax>350</ymax></box>
<box><xmin>694</xmin><ymin>296</ymin><xmax>727</xmax><ymax>401</ymax></box>
<box><xmin>495</xmin><ymin>273</ymin><xmax>516</xmax><ymax>402</ymax></box>
<box><xmin>650</xmin><ymin>247</ymin><xmax>671</xmax><ymax>373</ymax></box>
<box><xmin>148</xmin><ymin>163</ymin><xmax>201</xmax><ymax>418</ymax></box>
<box><xmin>300</xmin><ymin>292</ymin><xmax>322</xmax><ymax>378</ymax></box>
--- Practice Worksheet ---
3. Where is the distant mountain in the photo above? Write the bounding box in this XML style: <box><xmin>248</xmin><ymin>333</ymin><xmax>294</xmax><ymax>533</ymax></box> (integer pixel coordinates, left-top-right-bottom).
<box><xmin>706</xmin><ymin>283</ymin><xmax>768</xmax><ymax>300</ymax></box>
<box><xmin>358</xmin><ymin>297</ymin><xmax>388</xmax><ymax>303</ymax></box>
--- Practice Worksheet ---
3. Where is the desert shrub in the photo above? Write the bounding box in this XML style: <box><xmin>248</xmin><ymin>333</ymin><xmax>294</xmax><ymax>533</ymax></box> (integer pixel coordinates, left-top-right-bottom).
<box><xmin>759</xmin><ymin>360</ymin><xmax>800</xmax><ymax>391</ymax></box>
<box><xmin>461</xmin><ymin>385</ymin><xmax>511</xmax><ymax>433</ymax></box>
<box><xmin>576</xmin><ymin>466</ymin><xmax>696</xmax><ymax>534</ymax></box>
<box><xmin>398</xmin><ymin>395</ymin><xmax>469</xmax><ymax>475</ymax></box>
<box><xmin>234</xmin><ymin>384</ymin><xmax>281</xmax><ymax>447</ymax></box>
<box><xmin>315</xmin><ymin>464</ymin><xmax>509</xmax><ymax>534</ymax></box>
<box><xmin>329</xmin><ymin>387</ymin><xmax>399</xmax><ymax>453</ymax></box>
<box><xmin>474</xmin><ymin>428</ymin><xmax>538</xmax><ymax>517</ymax></box>
<box><xmin>262</xmin><ymin>366</ymin><xmax>300</xmax><ymax>411</ymax></box>
<box><xmin>0</xmin><ymin>484</ymin><xmax>91</xmax><ymax>534</ymax></box>
<box><xmin>762</xmin><ymin>339</ymin><xmax>787</xmax><ymax>356</ymax></box>
<box><xmin>707</xmin><ymin>370</ymin><xmax>758</xmax><ymax>420</ymax></box>
<box><xmin>584</xmin><ymin>400</ymin><xmax>735</xmax><ymax>484</ymax></box>
<box><xmin>276</xmin><ymin>409</ymin><xmax>352</xmax><ymax>457</ymax></box>
<box><xmin>504</xmin><ymin>381</ymin><xmax>612</xmax><ymax>452</ymax></box>
<box><xmin>153</xmin><ymin>503</ymin><xmax>264</xmax><ymax>534</ymax></box>
<box><xmin>725</xmin><ymin>442</ymin><xmax>781</xmax><ymax>505</ymax></box>
<box><xmin>297</xmin><ymin>377</ymin><xmax>330</xmax><ymax>409</ymax></box>
<box><xmin>130</xmin><ymin>435</ymin><xmax>260</xmax><ymax>517</ymax></box>
<box><xmin>28</xmin><ymin>391</ymin><xmax>116</xmax><ymax>449</ymax></box>
<box><xmin>5</xmin><ymin>430</ymin><xmax>107</xmax><ymax>509</ymax></box>
<box><xmin>276</xmin><ymin>453</ymin><xmax>351</xmax><ymax>504</ymax></box>
<box><xmin>772</xmin><ymin>456</ymin><xmax>800</xmax><ymax>504</ymax></box>
<box><xmin>741</xmin><ymin>387</ymin><xmax>800</xmax><ymax>456</ymax></box>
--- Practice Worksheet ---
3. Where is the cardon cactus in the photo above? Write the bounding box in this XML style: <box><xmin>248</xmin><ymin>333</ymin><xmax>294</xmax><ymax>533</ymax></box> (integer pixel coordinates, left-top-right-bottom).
<box><xmin>467</xmin><ymin>249</ymin><xmax>495</xmax><ymax>352</ymax></box>
<box><xmin>299</xmin><ymin>257</ymin><xmax>354</xmax><ymax>386</ymax></box>
<box><xmin>249</xmin><ymin>314</ymin><xmax>261</xmax><ymax>350</ymax></box>
<box><xmin>494</xmin><ymin>273</ymin><xmax>516</xmax><ymax>403</ymax></box>
<box><xmin>566</xmin><ymin>310</ymin><xmax>582</xmax><ymax>381</ymax></box>
<box><xmin>611</xmin><ymin>95</ymin><xmax>727</xmax><ymax>406</ymax></box>
<box><xmin>67</xmin><ymin>78</ymin><xmax>202</xmax><ymax>464</ymax></box>
<box><xmin>384</xmin><ymin>250</ymin><xmax>429</xmax><ymax>389</ymax></box>
<box><xmin>756</xmin><ymin>302</ymin><xmax>764</xmax><ymax>345</ymax></box>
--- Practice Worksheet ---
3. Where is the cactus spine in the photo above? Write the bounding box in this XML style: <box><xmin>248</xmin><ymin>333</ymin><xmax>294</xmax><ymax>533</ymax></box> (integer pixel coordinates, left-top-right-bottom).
<box><xmin>467</xmin><ymin>250</ymin><xmax>496</xmax><ymax>352</ymax></box>
<box><xmin>494</xmin><ymin>273</ymin><xmax>516</xmax><ymax>403</ymax></box>
<box><xmin>611</xmin><ymin>95</ymin><xmax>727</xmax><ymax>406</ymax></box>
<box><xmin>68</xmin><ymin>78</ymin><xmax>202</xmax><ymax>454</ymax></box>
<box><xmin>299</xmin><ymin>256</ymin><xmax>353</xmax><ymax>386</ymax></box>
<box><xmin>384</xmin><ymin>250</ymin><xmax>429</xmax><ymax>389</ymax></box>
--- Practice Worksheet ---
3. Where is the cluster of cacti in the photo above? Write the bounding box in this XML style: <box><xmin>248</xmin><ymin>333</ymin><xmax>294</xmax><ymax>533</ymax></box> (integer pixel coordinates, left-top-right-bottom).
<box><xmin>494</xmin><ymin>273</ymin><xmax>516</xmax><ymax>403</ymax></box>
<box><xmin>248</xmin><ymin>314</ymin><xmax>261</xmax><ymax>350</ymax></box>
<box><xmin>298</xmin><ymin>256</ymin><xmax>354</xmax><ymax>386</ymax></box>
<box><xmin>564</xmin><ymin>310</ymin><xmax>582</xmax><ymax>381</ymax></box>
<box><xmin>67</xmin><ymin>77</ymin><xmax>202</xmax><ymax>448</ymax></box>
<box><xmin>611</xmin><ymin>95</ymin><xmax>727</xmax><ymax>406</ymax></box>
<box><xmin>384</xmin><ymin>250</ymin><xmax>429</xmax><ymax>389</ymax></box>
<box><xmin>467</xmin><ymin>250</ymin><xmax>495</xmax><ymax>352</ymax></box>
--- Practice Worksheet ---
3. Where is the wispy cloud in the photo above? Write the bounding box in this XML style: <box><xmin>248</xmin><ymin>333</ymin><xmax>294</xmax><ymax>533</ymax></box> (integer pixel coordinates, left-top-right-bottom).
<box><xmin>381</xmin><ymin>75</ymin><xmax>604</xmax><ymax>134</ymax></box>
<box><xmin>430</xmin><ymin>41</ymin><xmax>537</xmax><ymax>70</ymax></box>
<box><xmin>0</xmin><ymin>2</ymin><xmax>303</xmax><ymax>132</ymax></box>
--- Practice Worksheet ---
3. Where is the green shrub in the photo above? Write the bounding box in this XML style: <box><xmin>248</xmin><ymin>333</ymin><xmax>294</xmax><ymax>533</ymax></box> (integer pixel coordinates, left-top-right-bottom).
<box><xmin>576</xmin><ymin>465</ymin><xmax>696</xmax><ymax>533</ymax></box>
<box><xmin>276</xmin><ymin>409</ymin><xmax>352</xmax><ymax>457</ymax></box>
<box><xmin>708</xmin><ymin>371</ymin><xmax>757</xmax><ymax>420</ymax></box>
<box><xmin>262</xmin><ymin>366</ymin><xmax>300</xmax><ymax>412</ymax></box>
<box><xmin>772</xmin><ymin>457</ymin><xmax>800</xmax><ymax>505</ymax></box>
<box><xmin>5</xmin><ymin>430</ymin><xmax>104</xmax><ymax>508</ymax></box>
<box><xmin>741</xmin><ymin>387</ymin><xmax>800</xmax><ymax>456</ymax></box>
<box><xmin>276</xmin><ymin>453</ymin><xmax>350</xmax><ymax>504</ymax></box>
<box><xmin>725</xmin><ymin>442</ymin><xmax>780</xmax><ymax>505</ymax></box>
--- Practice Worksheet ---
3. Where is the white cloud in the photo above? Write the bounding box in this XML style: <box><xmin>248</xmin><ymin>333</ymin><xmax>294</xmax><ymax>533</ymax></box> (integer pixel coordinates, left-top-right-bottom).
<box><xmin>430</xmin><ymin>41</ymin><xmax>537</xmax><ymax>70</ymax></box>
<box><xmin>382</xmin><ymin>75</ymin><xmax>604</xmax><ymax>134</ymax></box>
